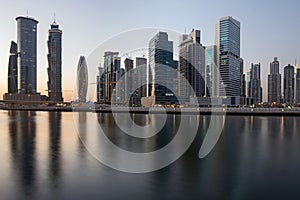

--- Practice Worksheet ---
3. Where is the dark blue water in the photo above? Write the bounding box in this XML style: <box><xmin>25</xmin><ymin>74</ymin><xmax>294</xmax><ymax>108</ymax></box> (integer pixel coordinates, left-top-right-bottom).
<box><xmin>0</xmin><ymin>110</ymin><xmax>300</xmax><ymax>200</ymax></box>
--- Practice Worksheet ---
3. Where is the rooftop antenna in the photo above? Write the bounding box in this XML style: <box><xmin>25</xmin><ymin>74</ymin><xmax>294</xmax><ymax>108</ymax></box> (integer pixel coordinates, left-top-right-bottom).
<box><xmin>54</xmin><ymin>12</ymin><xmax>56</xmax><ymax>23</ymax></box>
<box><xmin>184</xmin><ymin>27</ymin><xmax>187</xmax><ymax>34</ymax></box>
<box><xmin>26</xmin><ymin>10</ymin><xmax>29</xmax><ymax>17</ymax></box>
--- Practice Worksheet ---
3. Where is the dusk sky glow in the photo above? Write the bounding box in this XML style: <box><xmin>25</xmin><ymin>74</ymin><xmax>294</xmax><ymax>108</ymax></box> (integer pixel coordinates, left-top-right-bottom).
<box><xmin>0</xmin><ymin>0</ymin><xmax>299</xmax><ymax>101</ymax></box>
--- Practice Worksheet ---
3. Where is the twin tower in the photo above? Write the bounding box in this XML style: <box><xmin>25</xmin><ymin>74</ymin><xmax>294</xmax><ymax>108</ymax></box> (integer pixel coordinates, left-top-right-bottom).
<box><xmin>5</xmin><ymin>16</ymin><xmax>63</xmax><ymax>102</ymax></box>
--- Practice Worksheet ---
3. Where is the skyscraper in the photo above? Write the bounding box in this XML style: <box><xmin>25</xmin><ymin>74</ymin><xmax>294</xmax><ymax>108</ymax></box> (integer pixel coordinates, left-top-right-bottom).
<box><xmin>268</xmin><ymin>57</ymin><xmax>281</xmax><ymax>104</ymax></box>
<box><xmin>97</xmin><ymin>65</ymin><xmax>105</xmax><ymax>102</ymax></box>
<box><xmin>148</xmin><ymin>32</ymin><xmax>175</xmax><ymax>98</ymax></box>
<box><xmin>296</xmin><ymin>66</ymin><xmax>300</xmax><ymax>104</ymax></box>
<box><xmin>249</xmin><ymin>63</ymin><xmax>262</xmax><ymax>105</ymax></box>
<box><xmin>76</xmin><ymin>56</ymin><xmax>88</xmax><ymax>102</ymax></box>
<box><xmin>16</xmin><ymin>16</ymin><xmax>39</xmax><ymax>94</ymax></box>
<box><xmin>205</xmin><ymin>45</ymin><xmax>217</xmax><ymax>97</ymax></box>
<box><xmin>136</xmin><ymin>57</ymin><xmax>147</xmax><ymax>101</ymax></box>
<box><xmin>216</xmin><ymin>16</ymin><xmax>241</xmax><ymax>97</ymax></box>
<box><xmin>284</xmin><ymin>64</ymin><xmax>294</xmax><ymax>104</ymax></box>
<box><xmin>179</xmin><ymin>29</ymin><xmax>205</xmax><ymax>97</ymax></box>
<box><xmin>47</xmin><ymin>20</ymin><xmax>63</xmax><ymax>102</ymax></box>
<box><xmin>7</xmin><ymin>41</ymin><xmax>18</xmax><ymax>94</ymax></box>
<box><xmin>239</xmin><ymin>58</ymin><xmax>246</xmax><ymax>97</ymax></box>
<box><xmin>103</xmin><ymin>51</ymin><xmax>121</xmax><ymax>103</ymax></box>
<box><xmin>124</xmin><ymin>58</ymin><xmax>134</xmax><ymax>103</ymax></box>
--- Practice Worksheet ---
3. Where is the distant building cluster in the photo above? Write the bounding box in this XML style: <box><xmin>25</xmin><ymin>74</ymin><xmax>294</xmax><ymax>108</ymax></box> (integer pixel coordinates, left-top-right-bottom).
<box><xmin>3</xmin><ymin>15</ymin><xmax>299</xmax><ymax>107</ymax></box>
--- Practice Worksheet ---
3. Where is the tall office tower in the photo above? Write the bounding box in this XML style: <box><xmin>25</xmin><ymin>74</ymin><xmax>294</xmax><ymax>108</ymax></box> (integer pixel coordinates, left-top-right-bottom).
<box><xmin>16</xmin><ymin>16</ymin><xmax>39</xmax><ymax>94</ymax></box>
<box><xmin>216</xmin><ymin>16</ymin><xmax>241</xmax><ymax>97</ymax></box>
<box><xmin>97</xmin><ymin>65</ymin><xmax>105</xmax><ymax>102</ymax></box>
<box><xmin>239</xmin><ymin>58</ymin><xmax>246</xmax><ymax>97</ymax></box>
<box><xmin>7</xmin><ymin>41</ymin><xmax>18</xmax><ymax>93</ymax></box>
<box><xmin>205</xmin><ymin>45</ymin><xmax>218</xmax><ymax>97</ymax></box>
<box><xmin>268</xmin><ymin>57</ymin><xmax>281</xmax><ymax>103</ymax></box>
<box><xmin>296</xmin><ymin>66</ymin><xmax>300</xmax><ymax>104</ymax></box>
<box><xmin>284</xmin><ymin>64</ymin><xmax>295</xmax><ymax>104</ymax></box>
<box><xmin>47</xmin><ymin>20</ymin><xmax>63</xmax><ymax>102</ymax></box>
<box><xmin>76</xmin><ymin>56</ymin><xmax>88</xmax><ymax>102</ymax></box>
<box><xmin>103</xmin><ymin>51</ymin><xmax>121</xmax><ymax>103</ymax></box>
<box><xmin>136</xmin><ymin>57</ymin><xmax>147</xmax><ymax>99</ymax></box>
<box><xmin>124</xmin><ymin>58</ymin><xmax>134</xmax><ymax>103</ymax></box>
<box><xmin>148</xmin><ymin>32</ymin><xmax>175</xmax><ymax>98</ymax></box>
<box><xmin>249</xmin><ymin>63</ymin><xmax>262</xmax><ymax>105</ymax></box>
<box><xmin>178</xmin><ymin>29</ymin><xmax>205</xmax><ymax>97</ymax></box>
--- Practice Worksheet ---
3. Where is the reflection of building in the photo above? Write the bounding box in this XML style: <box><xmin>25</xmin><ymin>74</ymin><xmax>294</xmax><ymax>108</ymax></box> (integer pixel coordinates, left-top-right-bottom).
<box><xmin>47</xmin><ymin>20</ymin><xmax>63</xmax><ymax>102</ymax></box>
<box><xmin>16</xmin><ymin>16</ymin><xmax>39</xmax><ymax>94</ymax></box>
<box><xmin>284</xmin><ymin>64</ymin><xmax>294</xmax><ymax>104</ymax></box>
<box><xmin>205</xmin><ymin>45</ymin><xmax>217</xmax><ymax>97</ymax></box>
<box><xmin>7</xmin><ymin>41</ymin><xmax>18</xmax><ymax>94</ymax></box>
<box><xmin>216</xmin><ymin>16</ymin><xmax>241</xmax><ymax>97</ymax></box>
<box><xmin>268</xmin><ymin>57</ymin><xmax>281</xmax><ymax>103</ymax></box>
<box><xmin>249</xmin><ymin>63</ymin><xmax>262</xmax><ymax>105</ymax></box>
<box><xmin>148</xmin><ymin>32</ymin><xmax>175</xmax><ymax>98</ymax></box>
<box><xmin>179</xmin><ymin>29</ymin><xmax>205</xmax><ymax>97</ymax></box>
<box><xmin>76</xmin><ymin>56</ymin><xmax>88</xmax><ymax>102</ymax></box>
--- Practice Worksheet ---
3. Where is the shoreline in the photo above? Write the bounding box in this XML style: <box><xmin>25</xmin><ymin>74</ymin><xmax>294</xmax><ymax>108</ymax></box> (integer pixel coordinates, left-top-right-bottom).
<box><xmin>1</xmin><ymin>106</ymin><xmax>300</xmax><ymax>116</ymax></box>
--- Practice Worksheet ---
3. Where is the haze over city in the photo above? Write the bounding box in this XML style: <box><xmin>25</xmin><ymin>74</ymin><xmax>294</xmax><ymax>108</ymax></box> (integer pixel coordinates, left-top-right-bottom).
<box><xmin>0</xmin><ymin>0</ymin><xmax>299</xmax><ymax>101</ymax></box>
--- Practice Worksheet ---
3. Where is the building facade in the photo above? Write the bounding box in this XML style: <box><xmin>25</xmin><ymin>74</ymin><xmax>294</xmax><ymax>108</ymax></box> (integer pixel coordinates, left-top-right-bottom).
<box><xmin>268</xmin><ymin>57</ymin><xmax>281</xmax><ymax>104</ymax></box>
<box><xmin>148</xmin><ymin>32</ymin><xmax>175</xmax><ymax>98</ymax></box>
<box><xmin>179</xmin><ymin>29</ymin><xmax>205</xmax><ymax>97</ymax></box>
<box><xmin>47</xmin><ymin>20</ymin><xmax>63</xmax><ymax>102</ymax></box>
<box><xmin>216</xmin><ymin>16</ymin><xmax>241</xmax><ymax>97</ymax></box>
<box><xmin>296</xmin><ymin>67</ymin><xmax>300</xmax><ymax>104</ymax></box>
<box><xmin>7</xmin><ymin>41</ymin><xmax>18</xmax><ymax>94</ymax></box>
<box><xmin>284</xmin><ymin>64</ymin><xmax>294</xmax><ymax>104</ymax></box>
<box><xmin>249</xmin><ymin>63</ymin><xmax>262</xmax><ymax>105</ymax></box>
<box><xmin>205</xmin><ymin>45</ymin><xmax>218</xmax><ymax>97</ymax></box>
<box><xmin>76</xmin><ymin>56</ymin><xmax>88</xmax><ymax>102</ymax></box>
<box><xmin>16</xmin><ymin>16</ymin><xmax>39</xmax><ymax>94</ymax></box>
<box><xmin>97</xmin><ymin>65</ymin><xmax>105</xmax><ymax>102</ymax></box>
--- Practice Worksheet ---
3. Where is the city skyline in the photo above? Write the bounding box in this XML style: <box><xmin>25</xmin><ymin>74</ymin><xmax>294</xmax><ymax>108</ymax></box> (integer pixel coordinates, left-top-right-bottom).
<box><xmin>0</xmin><ymin>0</ymin><xmax>299</xmax><ymax>101</ymax></box>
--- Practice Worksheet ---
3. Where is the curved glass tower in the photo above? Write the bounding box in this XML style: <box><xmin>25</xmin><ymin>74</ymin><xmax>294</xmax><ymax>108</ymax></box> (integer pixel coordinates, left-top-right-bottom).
<box><xmin>16</xmin><ymin>16</ymin><xmax>39</xmax><ymax>94</ymax></box>
<box><xmin>76</xmin><ymin>56</ymin><xmax>88</xmax><ymax>102</ymax></box>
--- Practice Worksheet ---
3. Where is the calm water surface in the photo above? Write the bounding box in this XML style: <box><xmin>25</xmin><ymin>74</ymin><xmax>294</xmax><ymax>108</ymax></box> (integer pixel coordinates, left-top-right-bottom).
<box><xmin>0</xmin><ymin>110</ymin><xmax>300</xmax><ymax>200</ymax></box>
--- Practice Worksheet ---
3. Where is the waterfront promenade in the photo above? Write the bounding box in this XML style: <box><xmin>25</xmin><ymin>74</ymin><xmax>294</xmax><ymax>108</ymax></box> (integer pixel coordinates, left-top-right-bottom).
<box><xmin>1</xmin><ymin>102</ymin><xmax>300</xmax><ymax>116</ymax></box>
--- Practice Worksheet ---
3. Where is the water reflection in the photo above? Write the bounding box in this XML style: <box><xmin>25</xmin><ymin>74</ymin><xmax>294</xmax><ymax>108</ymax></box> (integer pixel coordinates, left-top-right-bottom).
<box><xmin>48</xmin><ymin>112</ymin><xmax>62</xmax><ymax>187</ymax></box>
<box><xmin>8</xmin><ymin>111</ymin><xmax>36</xmax><ymax>195</ymax></box>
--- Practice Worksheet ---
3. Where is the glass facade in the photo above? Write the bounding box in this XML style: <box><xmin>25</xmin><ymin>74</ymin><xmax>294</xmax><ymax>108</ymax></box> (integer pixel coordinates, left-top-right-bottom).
<box><xmin>217</xmin><ymin>16</ymin><xmax>241</xmax><ymax>97</ymax></box>
<box><xmin>47</xmin><ymin>21</ymin><xmax>63</xmax><ymax>102</ymax></box>
<box><xmin>76</xmin><ymin>56</ymin><xmax>88</xmax><ymax>102</ymax></box>
<box><xmin>16</xmin><ymin>16</ymin><xmax>38</xmax><ymax>94</ymax></box>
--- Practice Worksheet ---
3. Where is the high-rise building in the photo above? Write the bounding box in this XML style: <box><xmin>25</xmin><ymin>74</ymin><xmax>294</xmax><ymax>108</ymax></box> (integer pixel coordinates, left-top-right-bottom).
<box><xmin>239</xmin><ymin>58</ymin><xmax>246</xmax><ymax>97</ymax></box>
<box><xmin>47</xmin><ymin>20</ymin><xmax>63</xmax><ymax>102</ymax></box>
<box><xmin>268</xmin><ymin>57</ymin><xmax>281</xmax><ymax>104</ymax></box>
<box><xmin>103</xmin><ymin>51</ymin><xmax>122</xmax><ymax>103</ymax></box>
<box><xmin>7</xmin><ymin>41</ymin><xmax>18</xmax><ymax>94</ymax></box>
<box><xmin>148</xmin><ymin>32</ymin><xmax>175</xmax><ymax>98</ymax></box>
<box><xmin>216</xmin><ymin>16</ymin><xmax>241</xmax><ymax>97</ymax></box>
<box><xmin>284</xmin><ymin>64</ymin><xmax>295</xmax><ymax>104</ymax></box>
<box><xmin>205</xmin><ymin>45</ymin><xmax>217</xmax><ymax>97</ymax></box>
<box><xmin>76</xmin><ymin>56</ymin><xmax>88</xmax><ymax>102</ymax></box>
<box><xmin>136</xmin><ymin>57</ymin><xmax>147</xmax><ymax>101</ymax></box>
<box><xmin>16</xmin><ymin>16</ymin><xmax>39</xmax><ymax>94</ymax></box>
<box><xmin>179</xmin><ymin>29</ymin><xmax>205</xmax><ymax>97</ymax></box>
<box><xmin>97</xmin><ymin>65</ymin><xmax>105</xmax><ymax>102</ymax></box>
<box><xmin>296</xmin><ymin>66</ymin><xmax>300</xmax><ymax>104</ymax></box>
<box><xmin>249</xmin><ymin>63</ymin><xmax>262</xmax><ymax>105</ymax></box>
<box><xmin>124</xmin><ymin>58</ymin><xmax>134</xmax><ymax>103</ymax></box>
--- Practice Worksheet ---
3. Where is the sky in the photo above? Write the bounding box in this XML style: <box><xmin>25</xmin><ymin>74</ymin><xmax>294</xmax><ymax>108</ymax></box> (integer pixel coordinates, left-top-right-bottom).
<box><xmin>0</xmin><ymin>0</ymin><xmax>299</xmax><ymax>101</ymax></box>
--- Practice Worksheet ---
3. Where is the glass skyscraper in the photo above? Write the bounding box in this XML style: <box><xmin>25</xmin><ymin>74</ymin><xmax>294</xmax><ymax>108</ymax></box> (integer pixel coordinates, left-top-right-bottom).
<box><xmin>284</xmin><ymin>64</ymin><xmax>294</xmax><ymax>104</ymax></box>
<box><xmin>76</xmin><ymin>56</ymin><xmax>88</xmax><ymax>102</ymax></box>
<box><xmin>148</xmin><ymin>32</ymin><xmax>175</xmax><ymax>98</ymax></box>
<box><xmin>47</xmin><ymin>20</ymin><xmax>63</xmax><ymax>102</ymax></box>
<box><xmin>16</xmin><ymin>16</ymin><xmax>38</xmax><ymax>94</ymax></box>
<box><xmin>268</xmin><ymin>57</ymin><xmax>281</xmax><ymax>104</ymax></box>
<box><xmin>7</xmin><ymin>41</ymin><xmax>18</xmax><ymax>94</ymax></box>
<box><xmin>179</xmin><ymin>29</ymin><xmax>205</xmax><ymax>97</ymax></box>
<box><xmin>216</xmin><ymin>16</ymin><xmax>241</xmax><ymax>97</ymax></box>
<box><xmin>249</xmin><ymin>63</ymin><xmax>262</xmax><ymax>105</ymax></box>
<box><xmin>205</xmin><ymin>45</ymin><xmax>217</xmax><ymax>97</ymax></box>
